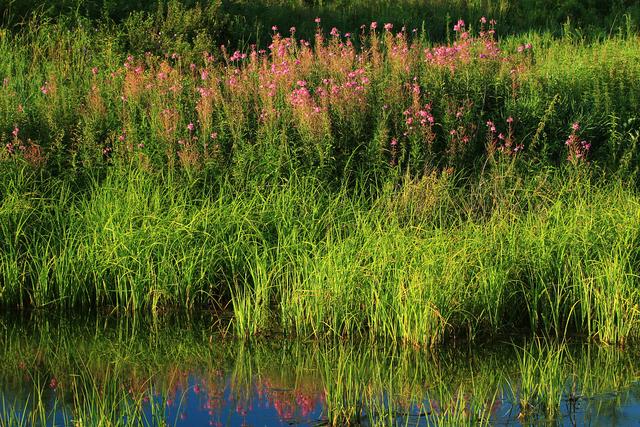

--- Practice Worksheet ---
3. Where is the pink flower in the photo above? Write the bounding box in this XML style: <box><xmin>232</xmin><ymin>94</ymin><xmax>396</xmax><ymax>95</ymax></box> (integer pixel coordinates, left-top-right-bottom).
<box><xmin>330</xmin><ymin>27</ymin><xmax>340</xmax><ymax>37</ymax></box>
<box><xmin>187</xmin><ymin>123</ymin><xmax>195</xmax><ymax>132</ymax></box>
<box><xmin>480</xmin><ymin>16</ymin><xmax>487</xmax><ymax>24</ymax></box>
<box><xmin>12</xmin><ymin>126</ymin><xmax>19</xmax><ymax>138</ymax></box>
<box><xmin>201</xmin><ymin>70</ymin><xmax>209</xmax><ymax>80</ymax></box>
<box><xmin>40</xmin><ymin>83</ymin><xmax>49</xmax><ymax>95</ymax></box>
<box><xmin>453</xmin><ymin>19</ymin><xmax>465</xmax><ymax>32</ymax></box>
<box><xmin>390</xmin><ymin>138</ymin><xmax>398</xmax><ymax>146</ymax></box>
<box><xmin>91</xmin><ymin>67</ymin><xmax>99</xmax><ymax>75</ymax></box>
<box><xmin>118</xmin><ymin>134</ymin><xmax>126</xmax><ymax>142</ymax></box>
<box><xmin>370</xmin><ymin>21</ymin><xmax>378</xmax><ymax>30</ymax></box>
<box><xmin>572</xmin><ymin>122</ymin><xmax>580</xmax><ymax>131</ymax></box>
<box><xmin>384</xmin><ymin>23</ymin><xmax>393</xmax><ymax>31</ymax></box>
<box><xmin>507</xmin><ymin>117</ymin><xmax>514</xmax><ymax>123</ymax></box>
<box><xmin>314</xmin><ymin>17</ymin><xmax>321</xmax><ymax>24</ymax></box>
<box><xmin>271</xmin><ymin>26</ymin><xmax>278</xmax><ymax>32</ymax></box>
<box><xmin>210</xmin><ymin>132</ymin><xmax>218</xmax><ymax>140</ymax></box>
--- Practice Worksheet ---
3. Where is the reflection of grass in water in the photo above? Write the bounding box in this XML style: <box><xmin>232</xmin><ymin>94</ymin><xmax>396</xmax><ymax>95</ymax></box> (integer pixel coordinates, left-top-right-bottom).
<box><xmin>1</xmin><ymin>317</ymin><xmax>640</xmax><ymax>426</ymax></box>
<box><xmin>511</xmin><ymin>338</ymin><xmax>640</xmax><ymax>424</ymax></box>
<box><xmin>512</xmin><ymin>338</ymin><xmax>568</xmax><ymax>419</ymax></box>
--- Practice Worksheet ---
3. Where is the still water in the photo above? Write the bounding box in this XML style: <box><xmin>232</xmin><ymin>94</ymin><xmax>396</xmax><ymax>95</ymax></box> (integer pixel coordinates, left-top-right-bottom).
<box><xmin>1</xmin><ymin>313</ymin><xmax>640</xmax><ymax>426</ymax></box>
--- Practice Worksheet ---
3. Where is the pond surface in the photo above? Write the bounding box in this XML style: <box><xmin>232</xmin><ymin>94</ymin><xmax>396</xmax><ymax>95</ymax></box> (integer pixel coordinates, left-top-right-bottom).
<box><xmin>2</xmin><ymin>313</ymin><xmax>640</xmax><ymax>426</ymax></box>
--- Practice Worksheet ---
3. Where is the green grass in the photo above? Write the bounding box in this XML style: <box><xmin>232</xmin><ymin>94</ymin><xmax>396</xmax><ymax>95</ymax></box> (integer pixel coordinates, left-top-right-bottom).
<box><xmin>1</xmin><ymin>3</ymin><xmax>640</xmax><ymax>346</ymax></box>
<box><xmin>1</xmin><ymin>164</ymin><xmax>640</xmax><ymax>346</ymax></box>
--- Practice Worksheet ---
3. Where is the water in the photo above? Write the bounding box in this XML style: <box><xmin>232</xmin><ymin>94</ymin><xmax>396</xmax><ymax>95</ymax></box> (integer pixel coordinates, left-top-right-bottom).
<box><xmin>1</xmin><ymin>313</ymin><xmax>640</xmax><ymax>426</ymax></box>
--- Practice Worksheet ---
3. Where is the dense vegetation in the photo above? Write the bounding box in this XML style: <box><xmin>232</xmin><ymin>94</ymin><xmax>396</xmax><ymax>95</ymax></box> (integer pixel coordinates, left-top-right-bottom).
<box><xmin>1</xmin><ymin>0</ymin><xmax>640</xmax><ymax>347</ymax></box>
<box><xmin>3</xmin><ymin>0</ymin><xmax>640</xmax><ymax>46</ymax></box>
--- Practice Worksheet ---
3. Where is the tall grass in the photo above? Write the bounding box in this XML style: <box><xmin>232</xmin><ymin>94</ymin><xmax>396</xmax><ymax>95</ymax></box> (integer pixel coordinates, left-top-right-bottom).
<box><xmin>1</xmin><ymin>8</ymin><xmax>640</xmax><ymax>345</ymax></box>
<box><xmin>1</xmin><ymin>164</ymin><xmax>640</xmax><ymax>345</ymax></box>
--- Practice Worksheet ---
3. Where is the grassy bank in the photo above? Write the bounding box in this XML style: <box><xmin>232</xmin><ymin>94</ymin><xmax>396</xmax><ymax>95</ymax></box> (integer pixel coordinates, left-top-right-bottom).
<box><xmin>2</xmin><ymin>165</ymin><xmax>640</xmax><ymax>346</ymax></box>
<box><xmin>1</xmin><ymin>8</ymin><xmax>640</xmax><ymax>346</ymax></box>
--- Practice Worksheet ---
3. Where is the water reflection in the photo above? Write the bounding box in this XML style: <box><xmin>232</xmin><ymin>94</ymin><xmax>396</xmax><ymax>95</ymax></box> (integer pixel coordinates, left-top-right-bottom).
<box><xmin>1</xmin><ymin>313</ymin><xmax>640</xmax><ymax>426</ymax></box>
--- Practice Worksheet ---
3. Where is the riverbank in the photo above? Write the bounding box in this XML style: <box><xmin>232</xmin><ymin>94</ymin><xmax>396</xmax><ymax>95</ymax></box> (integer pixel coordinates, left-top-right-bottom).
<box><xmin>1</xmin><ymin>11</ymin><xmax>640</xmax><ymax>346</ymax></box>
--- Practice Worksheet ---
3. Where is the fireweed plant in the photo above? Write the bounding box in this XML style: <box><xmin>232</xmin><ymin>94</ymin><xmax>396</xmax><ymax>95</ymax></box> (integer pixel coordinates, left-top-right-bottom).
<box><xmin>1</xmin><ymin>16</ymin><xmax>640</xmax><ymax>346</ymax></box>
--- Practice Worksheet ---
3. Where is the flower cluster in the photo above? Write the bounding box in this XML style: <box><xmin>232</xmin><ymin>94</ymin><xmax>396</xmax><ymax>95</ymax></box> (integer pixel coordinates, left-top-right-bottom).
<box><xmin>566</xmin><ymin>122</ymin><xmax>591</xmax><ymax>163</ymax></box>
<box><xmin>486</xmin><ymin>117</ymin><xmax>523</xmax><ymax>156</ymax></box>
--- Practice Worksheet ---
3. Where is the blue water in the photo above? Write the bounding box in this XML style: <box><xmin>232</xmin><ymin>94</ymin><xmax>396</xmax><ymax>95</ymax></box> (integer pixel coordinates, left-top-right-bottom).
<box><xmin>12</xmin><ymin>374</ymin><xmax>638</xmax><ymax>426</ymax></box>
<box><xmin>2</xmin><ymin>315</ymin><xmax>640</xmax><ymax>426</ymax></box>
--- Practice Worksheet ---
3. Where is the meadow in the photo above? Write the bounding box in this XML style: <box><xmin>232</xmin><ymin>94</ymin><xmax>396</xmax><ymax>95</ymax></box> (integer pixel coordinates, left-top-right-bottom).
<box><xmin>1</xmin><ymin>0</ymin><xmax>640</xmax><ymax>349</ymax></box>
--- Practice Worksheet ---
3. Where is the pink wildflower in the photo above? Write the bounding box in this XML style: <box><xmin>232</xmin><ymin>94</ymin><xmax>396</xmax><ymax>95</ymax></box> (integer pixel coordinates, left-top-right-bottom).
<box><xmin>453</xmin><ymin>19</ymin><xmax>465</xmax><ymax>32</ymax></box>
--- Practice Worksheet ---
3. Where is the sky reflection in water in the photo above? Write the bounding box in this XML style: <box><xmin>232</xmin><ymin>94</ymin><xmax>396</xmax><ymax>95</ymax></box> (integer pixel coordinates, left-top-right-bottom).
<box><xmin>2</xmin><ymin>314</ymin><xmax>640</xmax><ymax>426</ymax></box>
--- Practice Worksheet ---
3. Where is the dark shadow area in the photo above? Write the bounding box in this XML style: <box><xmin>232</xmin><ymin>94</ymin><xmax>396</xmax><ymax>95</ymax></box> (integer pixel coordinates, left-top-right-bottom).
<box><xmin>1</xmin><ymin>0</ymin><xmax>639</xmax><ymax>48</ymax></box>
